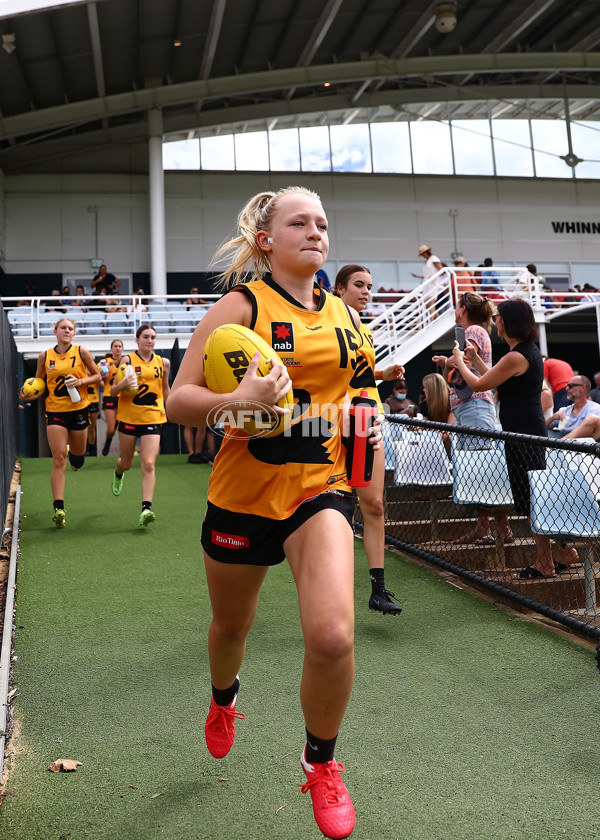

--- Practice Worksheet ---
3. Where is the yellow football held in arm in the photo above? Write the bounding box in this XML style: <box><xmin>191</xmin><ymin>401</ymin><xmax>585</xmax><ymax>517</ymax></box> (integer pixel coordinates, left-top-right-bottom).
<box><xmin>203</xmin><ymin>323</ymin><xmax>293</xmax><ymax>438</ymax></box>
<box><xmin>21</xmin><ymin>377</ymin><xmax>45</xmax><ymax>399</ymax></box>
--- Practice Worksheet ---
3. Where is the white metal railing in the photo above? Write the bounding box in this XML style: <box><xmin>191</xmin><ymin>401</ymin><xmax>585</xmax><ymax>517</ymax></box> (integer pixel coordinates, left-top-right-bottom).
<box><xmin>1</xmin><ymin>293</ymin><xmax>221</xmax><ymax>344</ymax></box>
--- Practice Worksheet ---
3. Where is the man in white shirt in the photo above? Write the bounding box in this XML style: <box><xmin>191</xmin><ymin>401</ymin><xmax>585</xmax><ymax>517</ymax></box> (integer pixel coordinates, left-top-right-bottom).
<box><xmin>412</xmin><ymin>244</ymin><xmax>445</xmax><ymax>320</ymax></box>
<box><xmin>546</xmin><ymin>375</ymin><xmax>600</xmax><ymax>439</ymax></box>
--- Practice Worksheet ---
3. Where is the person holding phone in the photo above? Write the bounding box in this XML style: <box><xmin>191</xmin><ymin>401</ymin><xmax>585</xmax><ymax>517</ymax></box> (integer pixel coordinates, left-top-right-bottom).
<box><xmin>433</xmin><ymin>292</ymin><xmax>512</xmax><ymax>545</ymax></box>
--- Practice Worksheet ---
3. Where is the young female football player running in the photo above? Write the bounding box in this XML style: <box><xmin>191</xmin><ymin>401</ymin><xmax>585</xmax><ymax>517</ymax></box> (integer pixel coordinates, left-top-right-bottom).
<box><xmin>167</xmin><ymin>187</ymin><xmax>381</xmax><ymax>839</ymax></box>
<box><xmin>110</xmin><ymin>324</ymin><xmax>170</xmax><ymax>527</ymax></box>
<box><xmin>20</xmin><ymin>317</ymin><xmax>101</xmax><ymax>528</ymax></box>
<box><xmin>333</xmin><ymin>264</ymin><xmax>403</xmax><ymax>615</ymax></box>
<box><xmin>101</xmin><ymin>338</ymin><xmax>124</xmax><ymax>455</ymax></box>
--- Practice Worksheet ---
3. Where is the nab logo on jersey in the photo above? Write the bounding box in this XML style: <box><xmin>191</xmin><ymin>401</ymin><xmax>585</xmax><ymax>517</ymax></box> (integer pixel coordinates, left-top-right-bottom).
<box><xmin>271</xmin><ymin>322</ymin><xmax>294</xmax><ymax>352</ymax></box>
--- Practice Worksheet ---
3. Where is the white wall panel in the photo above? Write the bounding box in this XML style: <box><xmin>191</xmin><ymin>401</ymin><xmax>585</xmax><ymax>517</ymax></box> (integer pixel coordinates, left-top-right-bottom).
<box><xmin>2</xmin><ymin>172</ymin><xmax>599</xmax><ymax>281</ymax></box>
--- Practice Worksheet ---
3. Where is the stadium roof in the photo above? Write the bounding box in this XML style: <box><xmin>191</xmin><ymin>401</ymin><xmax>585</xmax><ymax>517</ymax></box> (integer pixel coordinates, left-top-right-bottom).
<box><xmin>0</xmin><ymin>0</ymin><xmax>599</xmax><ymax>174</ymax></box>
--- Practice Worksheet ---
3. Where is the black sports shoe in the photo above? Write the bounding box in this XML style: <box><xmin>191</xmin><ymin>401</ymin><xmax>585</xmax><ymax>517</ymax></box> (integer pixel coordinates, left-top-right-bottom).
<box><xmin>368</xmin><ymin>589</ymin><xmax>402</xmax><ymax>615</ymax></box>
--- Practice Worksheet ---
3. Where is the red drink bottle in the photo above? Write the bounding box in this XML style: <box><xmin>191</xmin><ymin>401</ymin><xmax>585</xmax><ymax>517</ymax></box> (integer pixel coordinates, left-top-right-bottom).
<box><xmin>347</xmin><ymin>390</ymin><xmax>378</xmax><ymax>487</ymax></box>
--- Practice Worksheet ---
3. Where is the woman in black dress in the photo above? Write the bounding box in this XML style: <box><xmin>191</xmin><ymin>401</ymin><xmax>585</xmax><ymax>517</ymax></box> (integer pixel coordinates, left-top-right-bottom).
<box><xmin>452</xmin><ymin>298</ymin><xmax>574</xmax><ymax>578</ymax></box>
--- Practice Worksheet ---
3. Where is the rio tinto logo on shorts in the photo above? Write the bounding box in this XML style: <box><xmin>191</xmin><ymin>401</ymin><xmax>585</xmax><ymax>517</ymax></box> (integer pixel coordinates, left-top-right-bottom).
<box><xmin>271</xmin><ymin>321</ymin><xmax>294</xmax><ymax>352</ymax></box>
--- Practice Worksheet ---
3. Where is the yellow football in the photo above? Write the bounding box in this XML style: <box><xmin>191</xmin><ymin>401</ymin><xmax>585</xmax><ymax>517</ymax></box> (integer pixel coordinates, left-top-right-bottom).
<box><xmin>203</xmin><ymin>323</ymin><xmax>293</xmax><ymax>438</ymax></box>
<box><xmin>22</xmin><ymin>376</ymin><xmax>45</xmax><ymax>399</ymax></box>
<box><xmin>116</xmin><ymin>363</ymin><xmax>139</xmax><ymax>397</ymax></box>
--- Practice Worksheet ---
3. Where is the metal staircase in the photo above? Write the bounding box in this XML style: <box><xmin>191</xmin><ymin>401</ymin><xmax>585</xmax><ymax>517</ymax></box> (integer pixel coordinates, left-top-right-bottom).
<box><xmin>368</xmin><ymin>269</ymin><xmax>458</xmax><ymax>371</ymax></box>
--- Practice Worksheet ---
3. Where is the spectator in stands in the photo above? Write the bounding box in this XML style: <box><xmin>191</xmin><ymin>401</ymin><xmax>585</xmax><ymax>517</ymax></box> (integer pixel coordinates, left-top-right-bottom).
<box><xmin>70</xmin><ymin>285</ymin><xmax>87</xmax><ymax>310</ymax></box>
<box><xmin>105</xmin><ymin>294</ymin><xmax>126</xmax><ymax>313</ymax></box>
<box><xmin>589</xmin><ymin>372</ymin><xmax>600</xmax><ymax>404</ymax></box>
<box><xmin>60</xmin><ymin>285</ymin><xmax>72</xmax><ymax>306</ymax></box>
<box><xmin>547</xmin><ymin>375</ymin><xmax>600</xmax><ymax>439</ymax></box>
<box><xmin>412</xmin><ymin>244</ymin><xmax>445</xmax><ymax>320</ymax></box>
<box><xmin>384</xmin><ymin>379</ymin><xmax>418</xmax><ymax>417</ymax></box>
<box><xmin>453</xmin><ymin>298</ymin><xmax>576</xmax><ymax>578</ymax></box>
<box><xmin>419</xmin><ymin>372</ymin><xmax>456</xmax><ymax>454</ymax></box>
<box><xmin>89</xmin><ymin>287</ymin><xmax>109</xmax><ymax>309</ymax></box>
<box><xmin>17</xmin><ymin>279</ymin><xmax>37</xmax><ymax>305</ymax></box>
<box><xmin>453</xmin><ymin>257</ymin><xmax>477</xmax><ymax>295</ymax></box>
<box><xmin>186</xmin><ymin>287</ymin><xmax>208</xmax><ymax>309</ymax></box>
<box><xmin>46</xmin><ymin>289</ymin><xmax>66</xmax><ymax>313</ymax></box>
<box><xmin>542</xmin><ymin>356</ymin><xmax>574</xmax><ymax>411</ymax></box>
<box><xmin>433</xmin><ymin>291</ymin><xmax>512</xmax><ymax>545</ymax></box>
<box><xmin>480</xmin><ymin>257</ymin><xmax>501</xmax><ymax>292</ymax></box>
<box><xmin>91</xmin><ymin>264</ymin><xmax>120</xmax><ymax>295</ymax></box>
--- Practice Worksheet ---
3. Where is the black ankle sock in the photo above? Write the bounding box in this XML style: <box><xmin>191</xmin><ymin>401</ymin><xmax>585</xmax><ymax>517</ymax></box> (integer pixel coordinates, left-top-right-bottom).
<box><xmin>212</xmin><ymin>677</ymin><xmax>240</xmax><ymax>708</ymax></box>
<box><xmin>54</xmin><ymin>500</ymin><xmax>64</xmax><ymax>510</ymax></box>
<box><xmin>370</xmin><ymin>567</ymin><xmax>386</xmax><ymax>594</ymax></box>
<box><xmin>305</xmin><ymin>729</ymin><xmax>337</xmax><ymax>765</ymax></box>
<box><xmin>115</xmin><ymin>470</ymin><xmax>123</xmax><ymax>479</ymax></box>
<box><xmin>141</xmin><ymin>501</ymin><xmax>152</xmax><ymax>511</ymax></box>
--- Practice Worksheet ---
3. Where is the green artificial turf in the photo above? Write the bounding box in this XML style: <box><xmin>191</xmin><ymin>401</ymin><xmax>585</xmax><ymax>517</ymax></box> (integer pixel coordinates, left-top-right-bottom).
<box><xmin>1</xmin><ymin>454</ymin><xmax>600</xmax><ymax>839</ymax></box>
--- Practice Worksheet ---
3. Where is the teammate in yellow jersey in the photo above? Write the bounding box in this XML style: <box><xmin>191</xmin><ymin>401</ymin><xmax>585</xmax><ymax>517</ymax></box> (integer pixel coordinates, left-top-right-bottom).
<box><xmin>167</xmin><ymin>186</ymin><xmax>382</xmax><ymax>840</ymax></box>
<box><xmin>101</xmin><ymin>338</ymin><xmax>124</xmax><ymax>456</ymax></box>
<box><xmin>110</xmin><ymin>324</ymin><xmax>170</xmax><ymax>527</ymax></box>
<box><xmin>334</xmin><ymin>264</ymin><xmax>404</xmax><ymax>615</ymax></box>
<box><xmin>86</xmin><ymin>380</ymin><xmax>100</xmax><ymax>456</ymax></box>
<box><xmin>19</xmin><ymin>317</ymin><xmax>101</xmax><ymax>528</ymax></box>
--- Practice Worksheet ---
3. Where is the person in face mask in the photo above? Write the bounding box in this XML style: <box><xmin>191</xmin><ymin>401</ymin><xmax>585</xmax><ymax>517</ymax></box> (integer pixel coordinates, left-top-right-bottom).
<box><xmin>384</xmin><ymin>379</ymin><xmax>417</xmax><ymax>416</ymax></box>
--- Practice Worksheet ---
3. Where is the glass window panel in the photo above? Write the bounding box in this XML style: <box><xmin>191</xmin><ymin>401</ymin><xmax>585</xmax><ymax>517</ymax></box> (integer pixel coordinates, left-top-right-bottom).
<box><xmin>234</xmin><ymin>131</ymin><xmax>269</xmax><ymax>171</ymax></box>
<box><xmin>410</xmin><ymin>121</ymin><xmax>453</xmax><ymax>174</ymax></box>
<box><xmin>329</xmin><ymin>123</ymin><xmax>372</xmax><ymax>172</ymax></box>
<box><xmin>570</xmin><ymin>122</ymin><xmax>600</xmax><ymax>180</ymax></box>
<box><xmin>531</xmin><ymin>120</ymin><xmax>571</xmax><ymax>178</ymax></box>
<box><xmin>371</xmin><ymin>123</ymin><xmax>412</xmax><ymax>173</ymax></box>
<box><xmin>451</xmin><ymin>120</ymin><xmax>494</xmax><ymax>175</ymax></box>
<box><xmin>300</xmin><ymin>126</ymin><xmax>331</xmax><ymax>172</ymax></box>
<box><xmin>162</xmin><ymin>139</ymin><xmax>200</xmax><ymax>170</ymax></box>
<box><xmin>491</xmin><ymin>120</ymin><xmax>534</xmax><ymax>176</ymax></box>
<box><xmin>269</xmin><ymin>128</ymin><xmax>300</xmax><ymax>170</ymax></box>
<box><xmin>200</xmin><ymin>134</ymin><xmax>235</xmax><ymax>170</ymax></box>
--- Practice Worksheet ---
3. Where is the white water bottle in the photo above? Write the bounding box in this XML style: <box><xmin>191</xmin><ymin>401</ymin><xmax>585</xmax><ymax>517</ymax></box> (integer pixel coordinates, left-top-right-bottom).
<box><xmin>64</xmin><ymin>376</ymin><xmax>82</xmax><ymax>404</ymax></box>
<box><xmin>125</xmin><ymin>365</ymin><xmax>138</xmax><ymax>391</ymax></box>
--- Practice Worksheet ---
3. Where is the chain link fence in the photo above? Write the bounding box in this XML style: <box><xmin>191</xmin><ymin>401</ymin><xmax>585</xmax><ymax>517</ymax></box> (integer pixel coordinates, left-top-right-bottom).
<box><xmin>358</xmin><ymin>415</ymin><xmax>600</xmax><ymax>659</ymax></box>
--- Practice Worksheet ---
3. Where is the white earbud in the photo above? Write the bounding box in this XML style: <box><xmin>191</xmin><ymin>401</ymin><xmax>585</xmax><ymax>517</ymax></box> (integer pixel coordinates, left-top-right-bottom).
<box><xmin>267</xmin><ymin>237</ymin><xmax>273</xmax><ymax>244</ymax></box>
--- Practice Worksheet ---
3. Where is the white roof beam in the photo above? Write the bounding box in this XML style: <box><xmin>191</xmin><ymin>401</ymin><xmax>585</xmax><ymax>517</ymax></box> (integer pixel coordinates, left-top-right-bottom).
<box><xmin>285</xmin><ymin>0</ymin><xmax>344</xmax><ymax>101</ymax></box>
<box><xmin>481</xmin><ymin>0</ymin><xmax>559</xmax><ymax>53</ymax></box>
<box><xmin>86</xmin><ymin>1</ymin><xmax>105</xmax><ymax>99</ymax></box>
<box><xmin>199</xmin><ymin>0</ymin><xmax>227</xmax><ymax>80</ymax></box>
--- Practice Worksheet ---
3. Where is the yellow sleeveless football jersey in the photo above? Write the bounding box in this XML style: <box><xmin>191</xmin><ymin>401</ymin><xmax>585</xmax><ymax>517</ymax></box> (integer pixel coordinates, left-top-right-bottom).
<box><xmin>348</xmin><ymin>322</ymin><xmax>381</xmax><ymax>409</ymax></box>
<box><xmin>86</xmin><ymin>382</ymin><xmax>99</xmax><ymax>404</ymax></box>
<box><xmin>102</xmin><ymin>357</ymin><xmax>120</xmax><ymax>401</ymax></box>
<box><xmin>116</xmin><ymin>351</ymin><xmax>166</xmax><ymax>425</ymax></box>
<box><xmin>43</xmin><ymin>344</ymin><xmax>91</xmax><ymax>412</ymax></box>
<box><xmin>207</xmin><ymin>277</ymin><xmax>363</xmax><ymax>520</ymax></box>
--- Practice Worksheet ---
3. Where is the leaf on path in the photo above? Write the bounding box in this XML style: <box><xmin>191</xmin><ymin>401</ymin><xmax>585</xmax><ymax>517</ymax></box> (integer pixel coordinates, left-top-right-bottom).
<box><xmin>47</xmin><ymin>758</ymin><xmax>83</xmax><ymax>773</ymax></box>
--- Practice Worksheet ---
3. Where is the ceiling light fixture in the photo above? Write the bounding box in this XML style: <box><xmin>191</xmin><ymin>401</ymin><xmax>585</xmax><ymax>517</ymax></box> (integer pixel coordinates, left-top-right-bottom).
<box><xmin>173</xmin><ymin>38</ymin><xmax>182</xmax><ymax>47</ymax></box>
<box><xmin>2</xmin><ymin>33</ymin><xmax>16</xmax><ymax>54</ymax></box>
